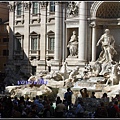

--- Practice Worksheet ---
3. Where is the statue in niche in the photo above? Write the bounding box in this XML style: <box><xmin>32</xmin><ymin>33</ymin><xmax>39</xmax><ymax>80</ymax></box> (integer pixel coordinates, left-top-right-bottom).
<box><xmin>66</xmin><ymin>2</ymin><xmax>79</xmax><ymax>17</ymax></box>
<box><xmin>96</xmin><ymin>29</ymin><xmax>117</xmax><ymax>63</ymax></box>
<box><xmin>67</xmin><ymin>31</ymin><xmax>78</xmax><ymax>57</ymax></box>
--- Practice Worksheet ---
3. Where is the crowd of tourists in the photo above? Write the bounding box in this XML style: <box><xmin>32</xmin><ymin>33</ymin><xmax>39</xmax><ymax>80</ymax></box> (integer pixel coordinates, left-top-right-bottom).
<box><xmin>0</xmin><ymin>87</ymin><xmax>120</xmax><ymax>118</ymax></box>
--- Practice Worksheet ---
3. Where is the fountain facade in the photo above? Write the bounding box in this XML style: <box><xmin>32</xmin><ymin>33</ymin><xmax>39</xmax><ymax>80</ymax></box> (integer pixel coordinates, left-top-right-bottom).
<box><xmin>4</xmin><ymin>29</ymin><xmax>120</xmax><ymax>102</ymax></box>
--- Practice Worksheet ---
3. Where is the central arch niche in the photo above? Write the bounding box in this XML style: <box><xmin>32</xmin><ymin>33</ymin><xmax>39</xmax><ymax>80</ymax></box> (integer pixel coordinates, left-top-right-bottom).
<box><xmin>96</xmin><ymin>2</ymin><xmax>120</xmax><ymax>18</ymax></box>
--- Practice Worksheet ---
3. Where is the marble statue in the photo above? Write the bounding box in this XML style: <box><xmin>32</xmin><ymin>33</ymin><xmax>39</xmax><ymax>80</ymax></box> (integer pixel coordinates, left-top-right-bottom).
<box><xmin>69</xmin><ymin>66</ymin><xmax>79</xmax><ymax>79</ymax></box>
<box><xmin>66</xmin><ymin>2</ymin><xmax>79</xmax><ymax>17</ymax></box>
<box><xmin>65</xmin><ymin>78</ymin><xmax>74</xmax><ymax>88</ymax></box>
<box><xmin>43</xmin><ymin>70</ymin><xmax>63</xmax><ymax>81</ymax></box>
<box><xmin>67</xmin><ymin>31</ymin><xmax>78</xmax><ymax>56</ymax></box>
<box><xmin>105</xmin><ymin>61</ymin><xmax>120</xmax><ymax>86</ymax></box>
<box><xmin>59</xmin><ymin>61</ymin><xmax>70</xmax><ymax>80</ymax></box>
<box><xmin>96</xmin><ymin>29</ymin><xmax>117</xmax><ymax>63</ymax></box>
<box><xmin>92</xmin><ymin>62</ymin><xmax>101</xmax><ymax>76</ymax></box>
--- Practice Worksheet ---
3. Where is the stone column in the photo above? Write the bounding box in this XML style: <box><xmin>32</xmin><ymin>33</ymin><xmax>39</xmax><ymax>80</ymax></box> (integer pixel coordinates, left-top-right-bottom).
<box><xmin>54</xmin><ymin>2</ymin><xmax>60</xmax><ymax>61</ymax></box>
<box><xmin>51</xmin><ymin>2</ymin><xmax>62</xmax><ymax>71</ymax></box>
<box><xmin>8</xmin><ymin>2</ymin><xmax>15</xmax><ymax>60</ymax></box>
<box><xmin>24</xmin><ymin>1</ymin><xmax>30</xmax><ymax>60</ymax></box>
<box><xmin>78</xmin><ymin>1</ymin><xmax>87</xmax><ymax>62</ymax></box>
<box><xmin>39</xmin><ymin>3</ymin><xmax>46</xmax><ymax>60</ymax></box>
<box><xmin>91</xmin><ymin>24</ymin><xmax>96</xmax><ymax>62</ymax></box>
<box><xmin>37</xmin><ymin>2</ymin><xmax>48</xmax><ymax>71</ymax></box>
<box><xmin>62</xmin><ymin>3</ymin><xmax>66</xmax><ymax>62</ymax></box>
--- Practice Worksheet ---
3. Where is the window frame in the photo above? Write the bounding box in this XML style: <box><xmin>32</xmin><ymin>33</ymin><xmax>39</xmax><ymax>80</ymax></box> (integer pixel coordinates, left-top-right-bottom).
<box><xmin>31</xmin><ymin>36</ymin><xmax>38</xmax><ymax>51</ymax></box>
<box><xmin>32</xmin><ymin>2</ymin><xmax>38</xmax><ymax>15</ymax></box>
<box><xmin>48</xmin><ymin>35</ymin><xmax>55</xmax><ymax>52</ymax></box>
<box><xmin>49</xmin><ymin>2</ymin><xmax>55</xmax><ymax>13</ymax></box>
<box><xmin>29</xmin><ymin>32</ymin><xmax>40</xmax><ymax>55</ymax></box>
<box><xmin>17</xmin><ymin>3</ymin><xmax>22</xmax><ymax>16</ymax></box>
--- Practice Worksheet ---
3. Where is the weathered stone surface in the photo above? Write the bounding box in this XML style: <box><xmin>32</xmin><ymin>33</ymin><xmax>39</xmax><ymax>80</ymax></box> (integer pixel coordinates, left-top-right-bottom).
<box><xmin>6</xmin><ymin>84</ymin><xmax>52</xmax><ymax>98</ymax></box>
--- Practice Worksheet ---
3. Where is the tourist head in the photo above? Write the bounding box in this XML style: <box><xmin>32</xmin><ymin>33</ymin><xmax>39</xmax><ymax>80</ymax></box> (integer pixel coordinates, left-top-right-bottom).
<box><xmin>67</xmin><ymin>87</ymin><xmax>71</xmax><ymax>92</ymax></box>
<box><xmin>36</xmin><ymin>95</ymin><xmax>39</xmax><ymax>100</ymax></box>
<box><xmin>92</xmin><ymin>91</ymin><xmax>95</xmax><ymax>95</ymax></box>
<box><xmin>57</xmin><ymin>96</ymin><xmax>60</xmax><ymax>100</ymax></box>
<box><xmin>102</xmin><ymin>93</ymin><xmax>107</xmax><ymax>98</ymax></box>
<box><xmin>84</xmin><ymin>88</ymin><xmax>87</xmax><ymax>92</ymax></box>
<box><xmin>114</xmin><ymin>101</ymin><xmax>118</xmax><ymax>105</ymax></box>
<box><xmin>59</xmin><ymin>100</ymin><xmax>62</xmax><ymax>103</ymax></box>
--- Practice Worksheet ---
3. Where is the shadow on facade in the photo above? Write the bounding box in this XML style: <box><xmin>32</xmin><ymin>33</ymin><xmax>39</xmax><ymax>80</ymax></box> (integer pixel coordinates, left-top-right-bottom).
<box><xmin>3</xmin><ymin>28</ymin><xmax>33</xmax><ymax>87</ymax></box>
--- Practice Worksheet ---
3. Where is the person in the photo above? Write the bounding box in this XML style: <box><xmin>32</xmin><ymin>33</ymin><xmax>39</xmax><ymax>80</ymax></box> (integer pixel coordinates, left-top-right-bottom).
<box><xmin>107</xmin><ymin>101</ymin><xmax>118</xmax><ymax>118</ymax></box>
<box><xmin>67</xmin><ymin>31</ymin><xmax>78</xmax><ymax>56</ymax></box>
<box><xmin>55</xmin><ymin>100</ymin><xmax>66</xmax><ymax>118</ymax></box>
<box><xmin>56</xmin><ymin>96</ymin><xmax>62</xmax><ymax>106</ymax></box>
<box><xmin>113</xmin><ymin>101</ymin><xmax>120</xmax><ymax>117</ymax></box>
<box><xmin>91</xmin><ymin>92</ymin><xmax>96</xmax><ymax>98</ymax></box>
<box><xmin>33</xmin><ymin>96</ymin><xmax>44</xmax><ymax>113</ymax></box>
<box><xmin>75</xmin><ymin>100</ymin><xmax>84</xmax><ymax>118</ymax></box>
<box><xmin>80</xmin><ymin>88</ymin><xmax>89</xmax><ymax>98</ymax></box>
<box><xmin>96</xmin><ymin>29</ymin><xmax>117</xmax><ymax>63</ymax></box>
<box><xmin>94</xmin><ymin>102</ymin><xmax>108</xmax><ymax>118</ymax></box>
<box><xmin>101</xmin><ymin>93</ymin><xmax>109</xmax><ymax>107</ymax></box>
<box><xmin>64</xmin><ymin>88</ymin><xmax>73</xmax><ymax>110</ymax></box>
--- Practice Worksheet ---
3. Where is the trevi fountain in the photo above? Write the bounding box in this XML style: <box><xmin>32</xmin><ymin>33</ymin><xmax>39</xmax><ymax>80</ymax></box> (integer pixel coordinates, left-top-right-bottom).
<box><xmin>4</xmin><ymin>29</ymin><xmax>120</xmax><ymax>104</ymax></box>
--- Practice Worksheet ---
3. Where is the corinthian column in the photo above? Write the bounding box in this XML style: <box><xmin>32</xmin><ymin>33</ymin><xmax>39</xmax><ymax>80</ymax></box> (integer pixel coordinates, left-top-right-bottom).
<box><xmin>54</xmin><ymin>2</ymin><xmax>60</xmax><ymax>61</ymax></box>
<box><xmin>91</xmin><ymin>23</ymin><xmax>96</xmax><ymax>62</ymax></box>
<box><xmin>78</xmin><ymin>1</ymin><xmax>87</xmax><ymax>62</ymax></box>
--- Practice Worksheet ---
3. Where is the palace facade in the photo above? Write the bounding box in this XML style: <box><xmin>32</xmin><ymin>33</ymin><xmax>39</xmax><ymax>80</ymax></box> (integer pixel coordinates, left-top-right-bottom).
<box><xmin>7</xmin><ymin>1</ymin><xmax>120</xmax><ymax>75</ymax></box>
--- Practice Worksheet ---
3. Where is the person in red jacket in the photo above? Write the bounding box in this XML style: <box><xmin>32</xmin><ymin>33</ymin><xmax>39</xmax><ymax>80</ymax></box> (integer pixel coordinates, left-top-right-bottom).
<box><xmin>113</xmin><ymin>101</ymin><xmax>120</xmax><ymax>117</ymax></box>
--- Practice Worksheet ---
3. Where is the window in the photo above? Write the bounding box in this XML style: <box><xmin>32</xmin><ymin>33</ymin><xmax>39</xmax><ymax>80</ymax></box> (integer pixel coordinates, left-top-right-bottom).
<box><xmin>31</xmin><ymin>37</ymin><xmax>37</xmax><ymax>51</ymax></box>
<box><xmin>3</xmin><ymin>50</ymin><xmax>9</xmax><ymax>56</ymax></box>
<box><xmin>3</xmin><ymin>38</ymin><xmax>9</xmax><ymax>42</ymax></box>
<box><xmin>48</xmin><ymin>36</ymin><xmax>54</xmax><ymax>51</ymax></box>
<box><xmin>50</xmin><ymin>2</ymin><xmax>55</xmax><ymax>12</ymax></box>
<box><xmin>17</xmin><ymin>3</ymin><xmax>22</xmax><ymax>16</ymax></box>
<box><xmin>32</xmin><ymin>2</ymin><xmax>38</xmax><ymax>14</ymax></box>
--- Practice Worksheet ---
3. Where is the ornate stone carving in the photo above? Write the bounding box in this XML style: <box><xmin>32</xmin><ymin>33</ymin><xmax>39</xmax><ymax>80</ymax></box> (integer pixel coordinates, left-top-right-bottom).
<box><xmin>37</xmin><ymin>18</ymin><xmax>41</xmax><ymax>23</ymax></box>
<box><xmin>91</xmin><ymin>2</ymin><xmax>120</xmax><ymax>18</ymax></box>
<box><xmin>105</xmin><ymin>61</ymin><xmax>120</xmax><ymax>86</ymax></box>
<box><xmin>66</xmin><ymin>2</ymin><xmax>79</xmax><ymax>17</ymax></box>
<box><xmin>24</xmin><ymin>2</ymin><xmax>31</xmax><ymax>10</ymax></box>
<box><xmin>8</xmin><ymin>4</ymin><xmax>15</xmax><ymax>12</ymax></box>
<box><xmin>21</xmin><ymin>19</ymin><xmax>24</xmax><ymax>24</ymax></box>
<box><xmin>40</xmin><ymin>2</ymin><xmax>48</xmax><ymax>8</ymax></box>
<box><xmin>90</xmin><ymin>1</ymin><xmax>101</xmax><ymax>17</ymax></box>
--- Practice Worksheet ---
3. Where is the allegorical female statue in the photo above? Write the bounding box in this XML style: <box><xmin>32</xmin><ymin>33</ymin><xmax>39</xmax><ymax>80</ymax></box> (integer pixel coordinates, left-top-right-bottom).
<box><xmin>67</xmin><ymin>31</ymin><xmax>78</xmax><ymax>56</ymax></box>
